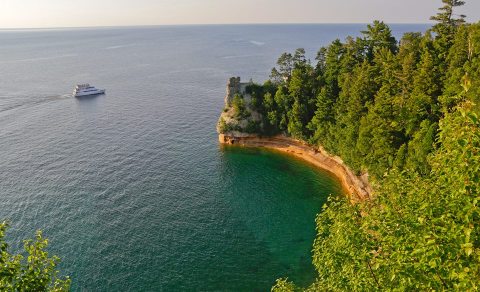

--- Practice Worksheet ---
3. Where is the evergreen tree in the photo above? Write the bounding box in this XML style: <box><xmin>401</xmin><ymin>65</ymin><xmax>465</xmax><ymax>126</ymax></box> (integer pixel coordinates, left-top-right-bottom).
<box><xmin>430</xmin><ymin>0</ymin><xmax>466</xmax><ymax>34</ymax></box>
<box><xmin>405</xmin><ymin>120</ymin><xmax>438</xmax><ymax>175</ymax></box>
<box><xmin>260</xmin><ymin>1</ymin><xmax>480</xmax><ymax>290</ymax></box>
<box><xmin>287</xmin><ymin>60</ymin><xmax>315</xmax><ymax>139</ymax></box>
<box><xmin>430</xmin><ymin>0</ymin><xmax>466</xmax><ymax>63</ymax></box>
<box><xmin>362</xmin><ymin>20</ymin><xmax>398</xmax><ymax>60</ymax></box>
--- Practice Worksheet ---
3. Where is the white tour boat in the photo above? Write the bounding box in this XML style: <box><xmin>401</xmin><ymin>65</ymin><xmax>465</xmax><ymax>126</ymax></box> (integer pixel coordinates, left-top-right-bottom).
<box><xmin>73</xmin><ymin>84</ymin><xmax>105</xmax><ymax>97</ymax></box>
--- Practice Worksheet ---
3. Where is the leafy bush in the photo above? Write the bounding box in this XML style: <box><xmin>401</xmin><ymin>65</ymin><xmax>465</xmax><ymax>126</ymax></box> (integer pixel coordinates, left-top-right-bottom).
<box><xmin>305</xmin><ymin>102</ymin><xmax>480</xmax><ymax>290</ymax></box>
<box><xmin>0</xmin><ymin>222</ymin><xmax>70</xmax><ymax>291</ymax></box>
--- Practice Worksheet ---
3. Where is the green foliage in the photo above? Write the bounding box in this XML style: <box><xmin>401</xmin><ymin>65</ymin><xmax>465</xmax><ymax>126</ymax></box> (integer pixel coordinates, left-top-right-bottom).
<box><xmin>405</xmin><ymin>120</ymin><xmax>438</xmax><ymax>175</ymax></box>
<box><xmin>304</xmin><ymin>101</ymin><xmax>480</xmax><ymax>290</ymax></box>
<box><xmin>218</xmin><ymin>117</ymin><xmax>231</xmax><ymax>133</ymax></box>
<box><xmin>245</xmin><ymin>83</ymin><xmax>264</xmax><ymax>111</ymax></box>
<box><xmin>431</xmin><ymin>0</ymin><xmax>466</xmax><ymax>39</ymax></box>
<box><xmin>271</xmin><ymin>52</ymin><xmax>294</xmax><ymax>83</ymax></box>
<box><xmin>442</xmin><ymin>23</ymin><xmax>480</xmax><ymax>109</ymax></box>
<box><xmin>256</xmin><ymin>1</ymin><xmax>480</xmax><ymax>290</ymax></box>
<box><xmin>245</xmin><ymin>120</ymin><xmax>261</xmax><ymax>134</ymax></box>
<box><xmin>251</xmin><ymin>0</ymin><xmax>479</xmax><ymax>181</ymax></box>
<box><xmin>271</xmin><ymin>278</ymin><xmax>298</xmax><ymax>292</ymax></box>
<box><xmin>362</xmin><ymin>20</ymin><xmax>398</xmax><ymax>59</ymax></box>
<box><xmin>231</xmin><ymin>94</ymin><xmax>249</xmax><ymax>119</ymax></box>
<box><xmin>0</xmin><ymin>222</ymin><xmax>70</xmax><ymax>291</ymax></box>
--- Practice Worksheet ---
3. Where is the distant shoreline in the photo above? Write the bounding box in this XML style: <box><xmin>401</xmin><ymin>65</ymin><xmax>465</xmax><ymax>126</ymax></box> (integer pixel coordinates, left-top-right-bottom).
<box><xmin>218</xmin><ymin>134</ymin><xmax>372</xmax><ymax>202</ymax></box>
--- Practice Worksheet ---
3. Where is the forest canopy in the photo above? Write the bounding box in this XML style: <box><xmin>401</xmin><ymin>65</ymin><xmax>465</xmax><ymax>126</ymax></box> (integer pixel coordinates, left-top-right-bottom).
<box><xmin>264</xmin><ymin>0</ymin><xmax>480</xmax><ymax>290</ymax></box>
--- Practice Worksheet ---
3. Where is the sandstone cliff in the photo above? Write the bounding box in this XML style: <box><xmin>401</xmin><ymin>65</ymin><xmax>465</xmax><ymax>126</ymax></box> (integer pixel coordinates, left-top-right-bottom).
<box><xmin>217</xmin><ymin>77</ymin><xmax>373</xmax><ymax>201</ymax></box>
<box><xmin>216</xmin><ymin>77</ymin><xmax>263</xmax><ymax>135</ymax></box>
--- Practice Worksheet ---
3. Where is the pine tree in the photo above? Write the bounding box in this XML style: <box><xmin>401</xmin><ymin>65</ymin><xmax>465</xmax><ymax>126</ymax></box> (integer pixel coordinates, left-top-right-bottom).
<box><xmin>362</xmin><ymin>20</ymin><xmax>398</xmax><ymax>60</ymax></box>
<box><xmin>430</xmin><ymin>0</ymin><xmax>466</xmax><ymax>60</ymax></box>
<box><xmin>430</xmin><ymin>0</ymin><xmax>466</xmax><ymax>31</ymax></box>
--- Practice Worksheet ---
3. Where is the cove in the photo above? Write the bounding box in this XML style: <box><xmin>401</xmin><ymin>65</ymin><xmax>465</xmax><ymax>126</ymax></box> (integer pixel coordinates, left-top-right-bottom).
<box><xmin>217</xmin><ymin>145</ymin><xmax>343</xmax><ymax>289</ymax></box>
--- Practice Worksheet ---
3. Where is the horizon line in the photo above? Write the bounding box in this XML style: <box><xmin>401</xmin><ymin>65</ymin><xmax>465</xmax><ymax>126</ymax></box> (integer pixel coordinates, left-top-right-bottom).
<box><xmin>0</xmin><ymin>22</ymin><xmax>433</xmax><ymax>31</ymax></box>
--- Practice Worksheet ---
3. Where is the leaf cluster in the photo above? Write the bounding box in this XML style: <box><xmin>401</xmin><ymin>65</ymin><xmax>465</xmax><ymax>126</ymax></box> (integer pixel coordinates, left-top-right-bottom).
<box><xmin>0</xmin><ymin>222</ymin><xmax>70</xmax><ymax>291</ymax></box>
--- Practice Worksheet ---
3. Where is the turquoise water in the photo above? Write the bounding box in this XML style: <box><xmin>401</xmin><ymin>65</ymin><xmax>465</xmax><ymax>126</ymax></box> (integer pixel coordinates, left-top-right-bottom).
<box><xmin>0</xmin><ymin>24</ymin><xmax>428</xmax><ymax>290</ymax></box>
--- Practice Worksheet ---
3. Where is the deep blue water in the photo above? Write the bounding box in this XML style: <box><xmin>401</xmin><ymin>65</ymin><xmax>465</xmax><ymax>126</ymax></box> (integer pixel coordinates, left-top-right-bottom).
<box><xmin>0</xmin><ymin>24</ymin><xmax>428</xmax><ymax>291</ymax></box>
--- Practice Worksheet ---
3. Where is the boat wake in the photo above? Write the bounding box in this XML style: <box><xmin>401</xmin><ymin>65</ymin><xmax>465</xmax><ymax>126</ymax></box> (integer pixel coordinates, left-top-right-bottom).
<box><xmin>221</xmin><ymin>53</ymin><xmax>263</xmax><ymax>59</ymax></box>
<box><xmin>0</xmin><ymin>54</ymin><xmax>78</xmax><ymax>64</ymax></box>
<box><xmin>0</xmin><ymin>94</ymin><xmax>71</xmax><ymax>114</ymax></box>
<box><xmin>249</xmin><ymin>40</ymin><xmax>265</xmax><ymax>46</ymax></box>
<box><xmin>105</xmin><ymin>44</ymin><xmax>135</xmax><ymax>50</ymax></box>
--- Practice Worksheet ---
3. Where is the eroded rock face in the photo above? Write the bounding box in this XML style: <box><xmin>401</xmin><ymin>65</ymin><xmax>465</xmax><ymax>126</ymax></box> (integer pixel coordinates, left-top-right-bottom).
<box><xmin>218</xmin><ymin>133</ymin><xmax>257</xmax><ymax>144</ymax></box>
<box><xmin>217</xmin><ymin>135</ymin><xmax>373</xmax><ymax>201</ymax></box>
<box><xmin>217</xmin><ymin>77</ymin><xmax>262</xmax><ymax>135</ymax></box>
<box><xmin>225</xmin><ymin>76</ymin><xmax>241</xmax><ymax>106</ymax></box>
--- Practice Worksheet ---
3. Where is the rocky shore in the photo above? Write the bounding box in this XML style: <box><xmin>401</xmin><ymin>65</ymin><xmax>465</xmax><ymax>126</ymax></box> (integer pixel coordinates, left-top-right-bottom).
<box><xmin>218</xmin><ymin>133</ymin><xmax>372</xmax><ymax>201</ymax></box>
<box><xmin>217</xmin><ymin>77</ymin><xmax>373</xmax><ymax>202</ymax></box>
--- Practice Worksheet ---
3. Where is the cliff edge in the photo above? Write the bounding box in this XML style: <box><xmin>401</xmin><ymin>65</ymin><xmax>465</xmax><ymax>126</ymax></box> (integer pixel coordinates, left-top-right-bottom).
<box><xmin>217</xmin><ymin>77</ymin><xmax>373</xmax><ymax>201</ymax></box>
<box><xmin>216</xmin><ymin>77</ymin><xmax>263</xmax><ymax>136</ymax></box>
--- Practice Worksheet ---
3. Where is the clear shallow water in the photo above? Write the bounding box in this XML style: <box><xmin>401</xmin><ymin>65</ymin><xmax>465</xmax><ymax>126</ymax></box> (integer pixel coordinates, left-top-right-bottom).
<box><xmin>0</xmin><ymin>24</ymin><xmax>428</xmax><ymax>290</ymax></box>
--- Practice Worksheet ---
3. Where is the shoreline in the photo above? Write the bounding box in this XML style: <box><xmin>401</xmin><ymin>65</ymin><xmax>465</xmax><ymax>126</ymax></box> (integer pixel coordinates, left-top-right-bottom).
<box><xmin>219</xmin><ymin>134</ymin><xmax>372</xmax><ymax>201</ymax></box>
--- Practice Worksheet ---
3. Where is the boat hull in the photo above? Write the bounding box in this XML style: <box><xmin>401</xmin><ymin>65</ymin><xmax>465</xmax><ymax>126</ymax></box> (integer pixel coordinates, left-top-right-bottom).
<box><xmin>74</xmin><ymin>89</ymin><xmax>105</xmax><ymax>98</ymax></box>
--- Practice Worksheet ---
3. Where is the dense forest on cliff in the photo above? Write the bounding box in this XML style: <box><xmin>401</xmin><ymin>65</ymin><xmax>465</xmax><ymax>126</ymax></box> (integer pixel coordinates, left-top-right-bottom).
<box><xmin>241</xmin><ymin>3</ymin><xmax>479</xmax><ymax>180</ymax></box>
<box><xmin>244</xmin><ymin>0</ymin><xmax>480</xmax><ymax>290</ymax></box>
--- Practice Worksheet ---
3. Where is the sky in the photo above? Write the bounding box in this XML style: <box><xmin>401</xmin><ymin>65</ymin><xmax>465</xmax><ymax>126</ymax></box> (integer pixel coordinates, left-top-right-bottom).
<box><xmin>0</xmin><ymin>0</ymin><xmax>479</xmax><ymax>29</ymax></box>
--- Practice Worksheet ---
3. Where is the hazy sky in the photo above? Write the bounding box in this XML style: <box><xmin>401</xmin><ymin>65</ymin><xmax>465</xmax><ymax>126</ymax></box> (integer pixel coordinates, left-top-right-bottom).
<box><xmin>1</xmin><ymin>0</ymin><xmax>479</xmax><ymax>28</ymax></box>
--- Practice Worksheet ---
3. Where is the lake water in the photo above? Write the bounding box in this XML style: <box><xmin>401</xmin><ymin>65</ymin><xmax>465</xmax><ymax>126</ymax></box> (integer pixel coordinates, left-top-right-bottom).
<box><xmin>0</xmin><ymin>24</ymin><xmax>427</xmax><ymax>291</ymax></box>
